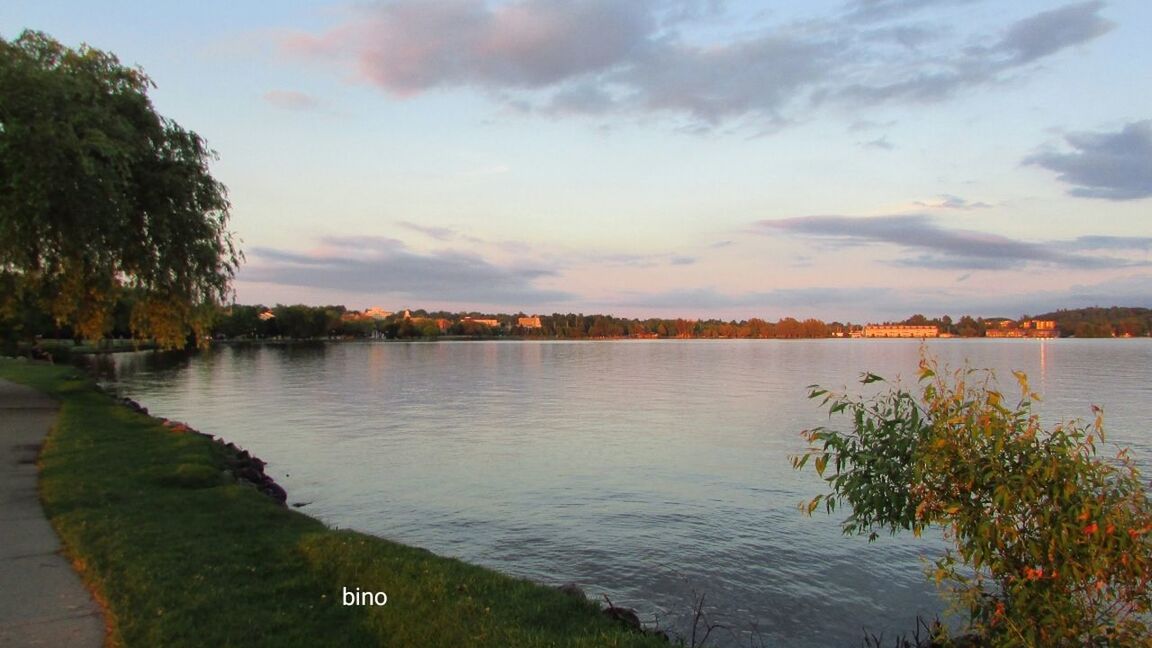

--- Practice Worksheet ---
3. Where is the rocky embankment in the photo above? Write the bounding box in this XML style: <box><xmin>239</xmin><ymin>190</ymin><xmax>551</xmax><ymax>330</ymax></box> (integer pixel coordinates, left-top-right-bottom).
<box><xmin>116</xmin><ymin>394</ymin><xmax>668</xmax><ymax>642</ymax></box>
<box><xmin>116</xmin><ymin>396</ymin><xmax>288</xmax><ymax>505</ymax></box>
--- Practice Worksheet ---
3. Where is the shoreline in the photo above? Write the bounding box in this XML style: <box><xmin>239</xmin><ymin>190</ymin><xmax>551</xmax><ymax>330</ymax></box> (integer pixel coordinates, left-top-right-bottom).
<box><xmin>0</xmin><ymin>358</ymin><xmax>670</xmax><ymax>647</ymax></box>
<box><xmin>116</xmin><ymin>395</ymin><xmax>290</xmax><ymax>506</ymax></box>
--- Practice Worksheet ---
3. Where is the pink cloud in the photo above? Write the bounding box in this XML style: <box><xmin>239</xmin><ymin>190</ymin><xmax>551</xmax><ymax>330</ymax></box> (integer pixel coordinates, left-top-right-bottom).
<box><xmin>281</xmin><ymin>0</ymin><xmax>652</xmax><ymax>96</ymax></box>
<box><xmin>278</xmin><ymin>1</ymin><xmax>1116</xmax><ymax>127</ymax></box>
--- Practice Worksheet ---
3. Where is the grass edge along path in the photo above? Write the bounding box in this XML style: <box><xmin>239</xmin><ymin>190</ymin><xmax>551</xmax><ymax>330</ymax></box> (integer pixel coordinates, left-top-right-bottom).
<box><xmin>0</xmin><ymin>359</ymin><xmax>667</xmax><ymax>648</ymax></box>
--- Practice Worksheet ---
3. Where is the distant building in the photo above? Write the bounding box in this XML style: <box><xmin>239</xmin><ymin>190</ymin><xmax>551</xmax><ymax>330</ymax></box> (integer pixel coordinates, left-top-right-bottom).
<box><xmin>396</xmin><ymin>308</ymin><xmax>450</xmax><ymax>332</ymax></box>
<box><xmin>985</xmin><ymin>327</ymin><xmax>1026</xmax><ymax>338</ymax></box>
<box><xmin>863</xmin><ymin>324</ymin><xmax>939</xmax><ymax>338</ymax></box>
<box><xmin>258</xmin><ymin>310</ymin><xmax>275</xmax><ymax>321</ymax></box>
<box><xmin>363</xmin><ymin>307</ymin><xmax>392</xmax><ymax>320</ymax></box>
<box><xmin>517</xmin><ymin>316</ymin><xmax>542</xmax><ymax>329</ymax></box>
<box><xmin>463</xmin><ymin>317</ymin><xmax>500</xmax><ymax>328</ymax></box>
<box><xmin>986</xmin><ymin>319</ymin><xmax>1059</xmax><ymax>338</ymax></box>
<box><xmin>1021</xmin><ymin>320</ymin><xmax>1059</xmax><ymax>338</ymax></box>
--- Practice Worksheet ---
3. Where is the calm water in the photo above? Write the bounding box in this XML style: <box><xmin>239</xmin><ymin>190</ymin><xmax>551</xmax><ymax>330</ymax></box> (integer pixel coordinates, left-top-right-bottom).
<box><xmin>100</xmin><ymin>339</ymin><xmax>1152</xmax><ymax>646</ymax></box>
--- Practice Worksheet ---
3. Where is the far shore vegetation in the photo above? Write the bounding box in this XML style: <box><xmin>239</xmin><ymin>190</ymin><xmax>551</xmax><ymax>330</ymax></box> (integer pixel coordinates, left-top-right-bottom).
<box><xmin>0</xmin><ymin>359</ymin><xmax>668</xmax><ymax>647</ymax></box>
<box><xmin>4</xmin><ymin>301</ymin><xmax>1150</xmax><ymax>356</ymax></box>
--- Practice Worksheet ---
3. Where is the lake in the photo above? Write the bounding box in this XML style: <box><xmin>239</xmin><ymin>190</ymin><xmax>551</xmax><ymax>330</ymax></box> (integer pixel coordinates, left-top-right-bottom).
<box><xmin>98</xmin><ymin>338</ymin><xmax>1152</xmax><ymax>646</ymax></box>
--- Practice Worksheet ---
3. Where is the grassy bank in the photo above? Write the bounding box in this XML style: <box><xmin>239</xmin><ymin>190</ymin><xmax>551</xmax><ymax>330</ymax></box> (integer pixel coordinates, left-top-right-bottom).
<box><xmin>0</xmin><ymin>359</ymin><xmax>665</xmax><ymax>647</ymax></box>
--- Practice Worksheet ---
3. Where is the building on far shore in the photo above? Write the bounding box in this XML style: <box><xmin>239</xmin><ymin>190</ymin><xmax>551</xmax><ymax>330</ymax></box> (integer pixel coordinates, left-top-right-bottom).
<box><xmin>985</xmin><ymin>326</ymin><xmax>1026</xmax><ymax>338</ymax></box>
<box><xmin>463</xmin><ymin>317</ymin><xmax>500</xmax><ymax>328</ymax></box>
<box><xmin>1021</xmin><ymin>319</ymin><xmax>1059</xmax><ymax>338</ymax></box>
<box><xmin>517</xmin><ymin>316</ymin><xmax>542</xmax><ymax>329</ymax></box>
<box><xmin>985</xmin><ymin>319</ymin><xmax>1059</xmax><ymax>338</ymax></box>
<box><xmin>863</xmin><ymin>324</ymin><xmax>939</xmax><ymax>338</ymax></box>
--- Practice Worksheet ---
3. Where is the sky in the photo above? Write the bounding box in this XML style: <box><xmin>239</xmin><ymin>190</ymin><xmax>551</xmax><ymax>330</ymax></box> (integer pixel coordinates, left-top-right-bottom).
<box><xmin>3</xmin><ymin>0</ymin><xmax>1151</xmax><ymax>322</ymax></box>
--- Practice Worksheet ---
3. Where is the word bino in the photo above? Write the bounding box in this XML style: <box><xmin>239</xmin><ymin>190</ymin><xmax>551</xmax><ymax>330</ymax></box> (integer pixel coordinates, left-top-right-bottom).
<box><xmin>342</xmin><ymin>586</ymin><xmax>388</xmax><ymax>606</ymax></box>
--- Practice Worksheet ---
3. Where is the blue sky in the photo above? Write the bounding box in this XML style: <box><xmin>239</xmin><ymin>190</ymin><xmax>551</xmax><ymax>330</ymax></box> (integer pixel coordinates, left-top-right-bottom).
<box><xmin>4</xmin><ymin>0</ymin><xmax>1150</xmax><ymax>321</ymax></box>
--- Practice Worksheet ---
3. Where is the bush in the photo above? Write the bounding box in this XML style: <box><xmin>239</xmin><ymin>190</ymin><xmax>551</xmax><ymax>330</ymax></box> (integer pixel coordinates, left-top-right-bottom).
<box><xmin>792</xmin><ymin>355</ymin><xmax>1152</xmax><ymax>646</ymax></box>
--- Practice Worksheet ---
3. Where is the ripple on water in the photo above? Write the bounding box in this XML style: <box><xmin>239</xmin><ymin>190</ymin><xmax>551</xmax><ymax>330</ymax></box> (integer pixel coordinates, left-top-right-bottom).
<box><xmin>103</xmin><ymin>339</ymin><xmax>1152</xmax><ymax>647</ymax></box>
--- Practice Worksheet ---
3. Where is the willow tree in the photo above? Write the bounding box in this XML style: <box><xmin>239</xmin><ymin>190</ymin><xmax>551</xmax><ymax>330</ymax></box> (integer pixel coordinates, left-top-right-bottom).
<box><xmin>0</xmin><ymin>30</ymin><xmax>240</xmax><ymax>349</ymax></box>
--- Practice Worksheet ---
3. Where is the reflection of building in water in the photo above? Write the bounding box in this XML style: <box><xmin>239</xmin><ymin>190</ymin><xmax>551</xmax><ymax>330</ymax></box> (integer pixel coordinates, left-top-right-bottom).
<box><xmin>863</xmin><ymin>324</ymin><xmax>939</xmax><ymax>338</ymax></box>
<box><xmin>1038</xmin><ymin>338</ymin><xmax>1050</xmax><ymax>397</ymax></box>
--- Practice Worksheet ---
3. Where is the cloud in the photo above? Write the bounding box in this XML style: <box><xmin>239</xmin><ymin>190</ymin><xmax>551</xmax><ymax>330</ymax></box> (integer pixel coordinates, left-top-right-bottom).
<box><xmin>1062</xmin><ymin>274</ymin><xmax>1152</xmax><ymax>306</ymax></box>
<box><xmin>915</xmin><ymin>273</ymin><xmax>1152</xmax><ymax>315</ymax></box>
<box><xmin>1024</xmin><ymin>120</ymin><xmax>1152</xmax><ymax>200</ymax></box>
<box><xmin>284</xmin><ymin>0</ymin><xmax>655</xmax><ymax>95</ymax></box>
<box><xmin>614</xmin><ymin>33</ymin><xmax>837</xmax><ymax>125</ymax></box>
<box><xmin>757</xmin><ymin>214</ymin><xmax>1145</xmax><ymax>270</ymax></box>
<box><xmin>841</xmin><ymin>0</ymin><xmax>981</xmax><ymax>23</ymax></box>
<box><xmin>831</xmin><ymin>2</ymin><xmax>1113</xmax><ymax>105</ymax></box>
<box><xmin>914</xmin><ymin>194</ymin><xmax>992</xmax><ymax>210</ymax></box>
<box><xmin>281</xmin><ymin>1</ymin><xmax>1115</xmax><ymax>128</ymax></box>
<box><xmin>848</xmin><ymin>119</ymin><xmax>897</xmax><ymax>132</ymax></box>
<box><xmin>862</xmin><ymin>136</ymin><xmax>893</xmax><ymax>150</ymax></box>
<box><xmin>395</xmin><ymin>221</ymin><xmax>697</xmax><ymax>269</ymax></box>
<box><xmin>1069</xmin><ymin>235</ymin><xmax>1152</xmax><ymax>252</ymax></box>
<box><xmin>262</xmin><ymin>89</ymin><xmax>322</xmax><ymax>111</ymax></box>
<box><xmin>615</xmin><ymin>286</ymin><xmax>892</xmax><ymax>311</ymax></box>
<box><xmin>241</xmin><ymin>237</ymin><xmax>573</xmax><ymax>304</ymax></box>
<box><xmin>996</xmin><ymin>1</ymin><xmax>1114</xmax><ymax>64</ymax></box>
<box><xmin>622</xmin><ymin>273</ymin><xmax>1152</xmax><ymax>320</ymax></box>
<box><xmin>577</xmin><ymin>250</ymin><xmax>699</xmax><ymax>268</ymax></box>
<box><xmin>397</xmin><ymin>221</ymin><xmax>459</xmax><ymax>241</ymax></box>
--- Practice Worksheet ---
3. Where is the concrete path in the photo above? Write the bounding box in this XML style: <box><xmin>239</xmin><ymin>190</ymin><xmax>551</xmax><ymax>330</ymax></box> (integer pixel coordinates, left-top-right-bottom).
<box><xmin>0</xmin><ymin>378</ymin><xmax>105</xmax><ymax>647</ymax></box>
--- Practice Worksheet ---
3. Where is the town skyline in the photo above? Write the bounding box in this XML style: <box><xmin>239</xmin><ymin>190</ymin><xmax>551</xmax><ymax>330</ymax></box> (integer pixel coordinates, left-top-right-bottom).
<box><xmin>3</xmin><ymin>0</ymin><xmax>1149</xmax><ymax>321</ymax></box>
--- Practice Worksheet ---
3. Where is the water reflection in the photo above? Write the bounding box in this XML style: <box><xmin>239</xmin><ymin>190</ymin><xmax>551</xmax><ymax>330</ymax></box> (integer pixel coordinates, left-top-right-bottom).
<box><xmin>84</xmin><ymin>348</ymin><xmax>193</xmax><ymax>380</ymax></box>
<box><xmin>101</xmin><ymin>339</ymin><xmax>1152</xmax><ymax>647</ymax></box>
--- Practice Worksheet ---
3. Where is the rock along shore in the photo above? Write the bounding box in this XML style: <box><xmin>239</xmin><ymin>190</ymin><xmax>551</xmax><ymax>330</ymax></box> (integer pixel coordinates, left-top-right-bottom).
<box><xmin>111</xmin><ymin>393</ymin><xmax>668</xmax><ymax>641</ymax></box>
<box><xmin>116</xmin><ymin>396</ymin><xmax>288</xmax><ymax>506</ymax></box>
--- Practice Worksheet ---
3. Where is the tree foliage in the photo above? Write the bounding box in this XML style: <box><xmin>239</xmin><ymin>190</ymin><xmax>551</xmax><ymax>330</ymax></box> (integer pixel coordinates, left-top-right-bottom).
<box><xmin>793</xmin><ymin>355</ymin><xmax>1152</xmax><ymax>646</ymax></box>
<box><xmin>1035</xmin><ymin>307</ymin><xmax>1152</xmax><ymax>338</ymax></box>
<box><xmin>0</xmin><ymin>30</ymin><xmax>240</xmax><ymax>348</ymax></box>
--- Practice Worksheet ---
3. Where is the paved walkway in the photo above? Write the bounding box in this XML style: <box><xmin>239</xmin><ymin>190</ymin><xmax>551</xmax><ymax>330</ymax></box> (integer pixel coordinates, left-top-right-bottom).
<box><xmin>0</xmin><ymin>378</ymin><xmax>105</xmax><ymax>647</ymax></box>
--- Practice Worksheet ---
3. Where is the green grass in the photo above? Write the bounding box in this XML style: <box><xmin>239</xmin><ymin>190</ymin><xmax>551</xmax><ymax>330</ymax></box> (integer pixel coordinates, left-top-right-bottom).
<box><xmin>0</xmin><ymin>359</ymin><xmax>666</xmax><ymax>647</ymax></box>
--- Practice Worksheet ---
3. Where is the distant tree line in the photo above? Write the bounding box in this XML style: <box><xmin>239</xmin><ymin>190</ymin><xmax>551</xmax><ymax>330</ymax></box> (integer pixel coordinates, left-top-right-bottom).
<box><xmin>4</xmin><ymin>297</ymin><xmax>1149</xmax><ymax>350</ymax></box>
<box><xmin>207</xmin><ymin>305</ymin><xmax>1149</xmax><ymax>341</ymax></box>
<box><xmin>207</xmin><ymin>306</ymin><xmax>843</xmax><ymax>341</ymax></box>
<box><xmin>888</xmin><ymin>308</ymin><xmax>1152</xmax><ymax>338</ymax></box>
<box><xmin>1032</xmin><ymin>306</ymin><xmax>1152</xmax><ymax>338</ymax></box>
<box><xmin>513</xmin><ymin>314</ymin><xmax>836</xmax><ymax>339</ymax></box>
